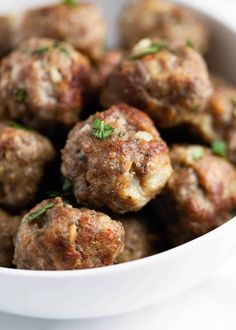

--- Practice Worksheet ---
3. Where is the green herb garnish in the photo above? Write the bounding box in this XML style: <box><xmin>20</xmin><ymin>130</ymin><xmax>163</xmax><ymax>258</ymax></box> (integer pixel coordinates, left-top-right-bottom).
<box><xmin>211</xmin><ymin>140</ymin><xmax>227</xmax><ymax>157</ymax></box>
<box><xmin>8</xmin><ymin>121</ymin><xmax>32</xmax><ymax>131</ymax></box>
<box><xmin>191</xmin><ymin>147</ymin><xmax>203</xmax><ymax>161</ymax></box>
<box><xmin>32</xmin><ymin>47</ymin><xmax>49</xmax><ymax>55</ymax></box>
<box><xmin>25</xmin><ymin>202</ymin><xmax>55</xmax><ymax>223</ymax></box>
<box><xmin>62</xmin><ymin>178</ymin><xmax>73</xmax><ymax>192</ymax></box>
<box><xmin>91</xmin><ymin>119</ymin><xmax>114</xmax><ymax>140</ymax></box>
<box><xmin>128</xmin><ymin>41</ymin><xmax>166</xmax><ymax>60</ymax></box>
<box><xmin>62</xmin><ymin>0</ymin><xmax>77</xmax><ymax>6</ymax></box>
<box><xmin>15</xmin><ymin>88</ymin><xmax>27</xmax><ymax>103</ymax></box>
<box><xmin>186</xmin><ymin>39</ymin><xmax>194</xmax><ymax>48</ymax></box>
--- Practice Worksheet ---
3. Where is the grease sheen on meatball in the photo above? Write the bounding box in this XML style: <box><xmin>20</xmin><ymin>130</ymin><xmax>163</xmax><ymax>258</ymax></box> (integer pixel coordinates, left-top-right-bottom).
<box><xmin>0</xmin><ymin>209</ymin><xmax>22</xmax><ymax>267</ymax></box>
<box><xmin>15</xmin><ymin>1</ymin><xmax>106</xmax><ymax>62</ymax></box>
<box><xmin>120</xmin><ymin>0</ymin><xmax>209</xmax><ymax>54</ymax></box>
<box><xmin>0</xmin><ymin>38</ymin><xmax>91</xmax><ymax>129</ymax></box>
<box><xmin>154</xmin><ymin>145</ymin><xmax>236</xmax><ymax>246</ymax></box>
<box><xmin>101</xmin><ymin>39</ymin><xmax>213</xmax><ymax>128</ymax></box>
<box><xmin>14</xmin><ymin>198</ymin><xmax>125</xmax><ymax>270</ymax></box>
<box><xmin>61</xmin><ymin>103</ymin><xmax>172</xmax><ymax>214</ymax></box>
<box><xmin>0</xmin><ymin>123</ymin><xmax>55</xmax><ymax>208</ymax></box>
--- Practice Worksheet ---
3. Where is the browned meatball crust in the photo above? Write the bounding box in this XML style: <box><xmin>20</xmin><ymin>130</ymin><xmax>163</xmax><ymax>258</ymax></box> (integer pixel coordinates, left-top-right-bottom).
<box><xmin>14</xmin><ymin>198</ymin><xmax>125</xmax><ymax>270</ymax></box>
<box><xmin>154</xmin><ymin>145</ymin><xmax>236</xmax><ymax>246</ymax></box>
<box><xmin>15</xmin><ymin>2</ymin><xmax>106</xmax><ymax>62</ymax></box>
<box><xmin>0</xmin><ymin>123</ymin><xmax>55</xmax><ymax>208</ymax></box>
<box><xmin>62</xmin><ymin>103</ymin><xmax>172</xmax><ymax>214</ymax></box>
<box><xmin>186</xmin><ymin>76</ymin><xmax>236</xmax><ymax>164</ymax></box>
<box><xmin>117</xmin><ymin>215</ymin><xmax>154</xmax><ymax>263</ymax></box>
<box><xmin>0</xmin><ymin>38</ymin><xmax>91</xmax><ymax>129</ymax></box>
<box><xmin>120</xmin><ymin>0</ymin><xmax>209</xmax><ymax>54</ymax></box>
<box><xmin>101</xmin><ymin>39</ymin><xmax>212</xmax><ymax>128</ymax></box>
<box><xmin>0</xmin><ymin>210</ymin><xmax>22</xmax><ymax>267</ymax></box>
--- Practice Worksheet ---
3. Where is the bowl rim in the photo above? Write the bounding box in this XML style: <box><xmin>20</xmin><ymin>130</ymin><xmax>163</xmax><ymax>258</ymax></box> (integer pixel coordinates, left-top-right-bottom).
<box><xmin>0</xmin><ymin>1</ymin><xmax>236</xmax><ymax>278</ymax></box>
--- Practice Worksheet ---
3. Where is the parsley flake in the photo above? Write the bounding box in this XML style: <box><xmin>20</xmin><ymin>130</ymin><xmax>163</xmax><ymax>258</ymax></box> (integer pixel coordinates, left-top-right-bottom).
<box><xmin>15</xmin><ymin>88</ymin><xmax>27</xmax><ymax>103</ymax></box>
<box><xmin>128</xmin><ymin>41</ymin><xmax>166</xmax><ymax>60</ymax></box>
<box><xmin>91</xmin><ymin>119</ymin><xmax>114</xmax><ymax>140</ymax></box>
<box><xmin>211</xmin><ymin>140</ymin><xmax>227</xmax><ymax>157</ymax></box>
<box><xmin>186</xmin><ymin>39</ymin><xmax>194</xmax><ymax>48</ymax></box>
<box><xmin>62</xmin><ymin>0</ymin><xmax>77</xmax><ymax>6</ymax></box>
<box><xmin>8</xmin><ymin>121</ymin><xmax>32</xmax><ymax>131</ymax></box>
<box><xmin>32</xmin><ymin>47</ymin><xmax>49</xmax><ymax>55</ymax></box>
<box><xmin>191</xmin><ymin>147</ymin><xmax>203</xmax><ymax>161</ymax></box>
<box><xmin>25</xmin><ymin>202</ymin><xmax>55</xmax><ymax>224</ymax></box>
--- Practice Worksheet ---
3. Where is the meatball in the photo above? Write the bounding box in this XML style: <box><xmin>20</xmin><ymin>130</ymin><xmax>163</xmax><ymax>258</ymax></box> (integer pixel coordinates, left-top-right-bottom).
<box><xmin>101</xmin><ymin>39</ymin><xmax>213</xmax><ymax>128</ymax></box>
<box><xmin>91</xmin><ymin>50</ymin><xmax>123</xmax><ymax>95</ymax></box>
<box><xmin>62</xmin><ymin>103</ymin><xmax>172</xmax><ymax>214</ymax></box>
<box><xmin>186</xmin><ymin>76</ymin><xmax>236</xmax><ymax>164</ymax></box>
<box><xmin>120</xmin><ymin>0</ymin><xmax>209</xmax><ymax>54</ymax></box>
<box><xmin>0</xmin><ymin>38</ymin><xmax>91</xmax><ymax>129</ymax></box>
<box><xmin>14</xmin><ymin>197</ymin><xmax>125</xmax><ymax>270</ymax></box>
<box><xmin>0</xmin><ymin>209</ymin><xmax>22</xmax><ymax>267</ymax></box>
<box><xmin>15</xmin><ymin>1</ymin><xmax>106</xmax><ymax>62</ymax></box>
<box><xmin>154</xmin><ymin>145</ymin><xmax>236</xmax><ymax>246</ymax></box>
<box><xmin>0</xmin><ymin>122</ymin><xmax>55</xmax><ymax>208</ymax></box>
<box><xmin>117</xmin><ymin>215</ymin><xmax>154</xmax><ymax>263</ymax></box>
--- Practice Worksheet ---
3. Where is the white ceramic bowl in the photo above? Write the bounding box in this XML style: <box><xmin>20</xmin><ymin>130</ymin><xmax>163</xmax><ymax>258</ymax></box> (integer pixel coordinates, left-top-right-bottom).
<box><xmin>0</xmin><ymin>0</ymin><xmax>236</xmax><ymax>320</ymax></box>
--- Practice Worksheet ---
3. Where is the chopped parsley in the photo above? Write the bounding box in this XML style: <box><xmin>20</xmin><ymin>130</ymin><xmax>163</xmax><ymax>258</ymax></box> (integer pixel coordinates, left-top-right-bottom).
<box><xmin>62</xmin><ymin>178</ymin><xmax>73</xmax><ymax>192</ymax></box>
<box><xmin>47</xmin><ymin>178</ymin><xmax>73</xmax><ymax>198</ymax></box>
<box><xmin>186</xmin><ymin>39</ymin><xmax>194</xmax><ymax>48</ymax></box>
<box><xmin>91</xmin><ymin>119</ymin><xmax>114</xmax><ymax>140</ymax></box>
<box><xmin>128</xmin><ymin>41</ymin><xmax>166</xmax><ymax>60</ymax></box>
<box><xmin>191</xmin><ymin>147</ymin><xmax>203</xmax><ymax>161</ymax></box>
<box><xmin>25</xmin><ymin>202</ymin><xmax>55</xmax><ymax>223</ymax></box>
<box><xmin>211</xmin><ymin>140</ymin><xmax>227</xmax><ymax>157</ymax></box>
<box><xmin>15</xmin><ymin>88</ymin><xmax>27</xmax><ymax>103</ymax></box>
<box><xmin>8</xmin><ymin>121</ymin><xmax>32</xmax><ymax>131</ymax></box>
<box><xmin>32</xmin><ymin>47</ymin><xmax>49</xmax><ymax>55</ymax></box>
<box><xmin>62</xmin><ymin>0</ymin><xmax>77</xmax><ymax>6</ymax></box>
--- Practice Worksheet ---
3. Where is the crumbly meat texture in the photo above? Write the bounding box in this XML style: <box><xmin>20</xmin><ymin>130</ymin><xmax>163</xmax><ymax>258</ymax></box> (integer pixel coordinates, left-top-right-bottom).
<box><xmin>15</xmin><ymin>2</ymin><xmax>106</xmax><ymax>62</ymax></box>
<box><xmin>185</xmin><ymin>76</ymin><xmax>236</xmax><ymax>164</ymax></box>
<box><xmin>0</xmin><ymin>38</ymin><xmax>91</xmax><ymax>129</ymax></box>
<box><xmin>0</xmin><ymin>123</ymin><xmax>55</xmax><ymax>208</ymax></box>
<box><xmin>119</xmin><ymin>0</ymin><xmax>209</xmax><ymax>54</ymax></box>
<box><xmin>154</xmin><ymin>145</ymin><xmax>236</xmax><ymax>246</ymax></box>
<box><xmin>101</xmin><ymin>40</ymin><xmax>213</xmax><ymax>128</ymax></box>
<box><xmin>0</xmin><ymin>209</ymin><xmax>22</xmax><ymax>267</ymax></box>
<box><xmin>61</xmin><ymin>103</ymin><xmax>172</xmax><ymax>214</ymax></box>
<box><xmin>117</xmin><ymin>215</ymin><xmax>153</xmax><ymax>263</ymax></box>
<box><xmin>14</xmin><ymin>198</ymin><xmax>125</xmax><ymax>270</ymax></box>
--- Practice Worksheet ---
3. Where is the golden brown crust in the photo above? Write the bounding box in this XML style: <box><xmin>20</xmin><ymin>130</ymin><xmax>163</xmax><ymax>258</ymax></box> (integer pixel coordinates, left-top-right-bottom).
<box><xmin>101</xmin><ymin>41</ymin><xmax>212</xmax><ymax>128</ymax></box>
<box><xmin>0</xmin><ymin>123</ymin><xmax>55</xmax><ymax>207</ymax></box>
<box><xmin>61</xmin><ymin>103</ymin><xmax>172</xmax><ymax>213</ymax></box>
<box><xmin>120</xmin><ymin>0</ymin><xmax>209</xmax><ymax>53</ymax></box>
<box><xmin>0</xmin><ymin>37</ymin><xmax>91</xmax><ymax>129</ymax></box>
<box><xmin>155</xmin><ymin>145</ymin><xmax>236</xmax><ymax>245</ymax></box>
<box><xmin>14</xmin><ymin>198</ymin><xmax>125</xmax><ymax>270</ymax></box>
<box><xmin>0</xmin><ymin>209</ymin><xmax>22</xmax><ymax>267</ymax></box>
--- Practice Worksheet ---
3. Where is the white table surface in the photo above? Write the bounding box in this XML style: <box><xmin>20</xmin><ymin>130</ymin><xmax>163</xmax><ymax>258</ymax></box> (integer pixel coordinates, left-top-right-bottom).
<box><xmin>0</xmin><ymin>0</ymin><xmax>236</xmax><ymax>329</ymax></box>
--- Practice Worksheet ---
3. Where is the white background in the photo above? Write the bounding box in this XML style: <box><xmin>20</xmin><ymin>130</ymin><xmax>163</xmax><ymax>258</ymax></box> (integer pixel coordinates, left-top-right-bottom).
<box><xmin>1</xmin><ymin>0</ymin><xmax>236</xmax><ymax>329</ymax></box>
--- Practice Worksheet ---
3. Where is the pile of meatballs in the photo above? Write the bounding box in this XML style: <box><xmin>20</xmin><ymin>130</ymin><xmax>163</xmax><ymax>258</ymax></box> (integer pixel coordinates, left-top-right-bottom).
<box><xmin>0</xmin><ymin>0</ymin><xmax>235</xmax><ymax>271</ymax></box>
